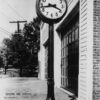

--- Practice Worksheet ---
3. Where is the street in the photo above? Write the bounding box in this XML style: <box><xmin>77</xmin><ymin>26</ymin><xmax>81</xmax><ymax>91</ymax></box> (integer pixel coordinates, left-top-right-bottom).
<box><xmin>0</xmin><ymin>77</ymin><xmax>71</xmax><ymax>100</ymax></box>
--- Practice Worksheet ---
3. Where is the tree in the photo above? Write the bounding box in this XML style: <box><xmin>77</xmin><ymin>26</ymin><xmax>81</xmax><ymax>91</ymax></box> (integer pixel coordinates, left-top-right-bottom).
<box><xmin>23</xmin><ymin>17</ymin><xmax>41</xmax><ymax>76</ymax></box>
<box><xmin>23</xmin><ymin>17</ymin><xmax>41</xmax><ymax>52</ymax></box>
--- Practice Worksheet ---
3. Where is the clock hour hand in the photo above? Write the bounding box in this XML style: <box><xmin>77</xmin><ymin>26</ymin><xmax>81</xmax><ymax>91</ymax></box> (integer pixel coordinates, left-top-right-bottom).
<box><xmin>40</xmin><ymin>3</ymin><xmax>52</xmax><ymax>8</ymax></box>
<box><xmin>40</xmin><ymin>5</ymin><xmax>50</xmax><ymax>8</ymax></box>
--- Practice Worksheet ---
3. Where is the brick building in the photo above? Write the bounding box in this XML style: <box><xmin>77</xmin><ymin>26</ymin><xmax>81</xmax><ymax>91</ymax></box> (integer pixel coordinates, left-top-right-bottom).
<box><xmin>38</xmin><ymin>0</ymin><xmax>100</xmax><ymax>100</ymax></box>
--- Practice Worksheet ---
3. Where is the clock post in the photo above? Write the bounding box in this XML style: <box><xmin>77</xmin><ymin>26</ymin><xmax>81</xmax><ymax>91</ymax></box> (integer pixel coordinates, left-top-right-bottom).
<box><xmin>46</xmin><ymin>22</ymin><xmax>55</xmax><ymax>100</ymax></box>
<box><xmin>36</xmin><ymin>0</ymin><xmax>67</xmax><ymax>100</ymax></box>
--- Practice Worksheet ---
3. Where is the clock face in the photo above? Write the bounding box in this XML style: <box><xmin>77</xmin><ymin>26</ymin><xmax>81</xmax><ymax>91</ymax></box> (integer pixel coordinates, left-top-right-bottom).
<box><xmin>36</xmin><ymin>0</ymin><xmax>67</xmax><ymax>23</ymax></box>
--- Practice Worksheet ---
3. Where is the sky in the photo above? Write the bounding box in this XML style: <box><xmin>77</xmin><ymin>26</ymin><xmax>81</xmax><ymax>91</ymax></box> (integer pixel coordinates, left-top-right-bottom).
<box><xmin>0</xmin><ymin>0</ymin><xmax>37</xmax><ymax>46</ymax></box>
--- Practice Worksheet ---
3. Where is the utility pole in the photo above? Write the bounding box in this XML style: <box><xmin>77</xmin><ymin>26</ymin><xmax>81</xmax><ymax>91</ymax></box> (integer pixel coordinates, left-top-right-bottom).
<box><xmin>9</xmin><ymin>20</ymin><xmax>27</xmax><ymax>33</ymax></box>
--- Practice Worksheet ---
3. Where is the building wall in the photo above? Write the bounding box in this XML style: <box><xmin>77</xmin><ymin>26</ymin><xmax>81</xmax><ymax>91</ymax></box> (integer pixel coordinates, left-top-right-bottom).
<box><xmin>54</xmin><ymin>28</ymin><xmax>61</xmax><ymax>87</ymax></box>
<box><xmin>79</xmin><ymin>0</ymin><xmax>100</xmax><ymax>100</ymax></box>
<box><xmin>93</xmin><ymin>0</ymin><xmax>100</xmax><ymax>100</ymax></box>
<box><xmin>41</xmin><ymin>23</ymin><xmax>49</xmax><ymax>44</ymax></box>
<box><xmin>38</xmin><ymin>23</ymin><xmax>49</xmax><ymax>80</ymax></box>
<box><xmin>79</xmin><ymin>0</ymin><xmax>94</xmax><ymax>100</ymax></box>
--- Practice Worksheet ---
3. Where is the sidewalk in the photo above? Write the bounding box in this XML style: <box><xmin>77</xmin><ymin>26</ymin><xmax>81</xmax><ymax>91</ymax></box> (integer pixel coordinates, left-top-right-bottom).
<box><xmin>0</xmin><ymin>77</ymin><xmax>72</xmax><ymax>100</ymax></box>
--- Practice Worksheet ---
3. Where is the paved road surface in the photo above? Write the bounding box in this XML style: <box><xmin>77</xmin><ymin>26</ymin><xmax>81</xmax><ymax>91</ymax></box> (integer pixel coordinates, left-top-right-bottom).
<box><xmin>0</xmin><ymin>77</ymin><xmax>71</xmax><ymax>100</ymax></box>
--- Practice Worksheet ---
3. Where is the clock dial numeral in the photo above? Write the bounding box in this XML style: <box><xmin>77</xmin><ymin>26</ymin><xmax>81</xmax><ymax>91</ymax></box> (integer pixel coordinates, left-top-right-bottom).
<box><xmin>60</xmin><ymin>0</ymin><xmax>62</xmax><ymax>3</ymax></box>
<box><xmin>46</xmin><ymin>12</ymin><xmax>49</xmax><ymax>15</ymax></box>
<box><xmin>55</xmin><ymin>12</ymin><xmax>58</xmax><ymax>17</ymax></box>
<box><xmin>61</xmin><ymin>5</ymin><xmax>64</xmax><ymax>8</ymax></box>
<box><xmin>51</xmin><ymin>13</ymin><xmax>53</xmax><ymax>17</ymax></box>
<box><xmin>59</xmin><ymin>10</ymin><xmax>62</xmax><ymax>13</ymax></box>
<box><xmin>41</xmin><ymin>7</ymin><xmax>45</xmax><ymax>12</ymax></box>
<box><xmin>40</xmin><ymin>3</ymin><xmax>43</xmax><ymax>7</ymax></box>
<box><xmin>42</xmin><ymin>0</ymin><xmax>46</xmax><ymax>2</ymax></box>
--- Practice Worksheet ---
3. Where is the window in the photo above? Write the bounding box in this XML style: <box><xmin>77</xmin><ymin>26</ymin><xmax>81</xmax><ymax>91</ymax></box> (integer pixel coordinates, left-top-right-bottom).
<box><xmin>72</xmin><ymin>31</ymin><xmax>75</xmax><ymax>42</ymax></box>
<box><xmin>66</xmin><ymin>37</ymin><xmax>68</xmax><ymax>46</ymax></box>
<box><xmin>68</xmin><ymin>34</ymin><xmax>72</xmax><ymax>44</ymax></box>
<box><xmin>75</xmin><ymin>28</ymin><xmax>79</xmax><ymax>40</ymax></box>
<box><xmin>61</xmin><ymin>15</ymin><xmax>79</xmax><ymax>93</ymax></box>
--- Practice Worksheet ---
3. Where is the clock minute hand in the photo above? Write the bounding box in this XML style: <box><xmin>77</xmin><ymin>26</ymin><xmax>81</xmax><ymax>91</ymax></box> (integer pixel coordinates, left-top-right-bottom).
<box><xmin>47</xmin><ymin>3</ymin><xmax>61</xmax><ymax>11</ymax></box>
<box><xmin>52</xmin><ymin>4</ymin><xmax>61</xmax><ymax>11</ymax></box>
<box><xmin>40</xmin><ymin>3</ymin><xmax>61</xmax><ymax>12</ymax></box>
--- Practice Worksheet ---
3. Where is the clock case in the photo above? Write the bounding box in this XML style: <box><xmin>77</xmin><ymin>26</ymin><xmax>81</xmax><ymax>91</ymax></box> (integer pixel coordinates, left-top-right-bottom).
<box><xmin>36</xmin><ymin>0</ymin><xmax>68</xmax><ymax>23</ymax></box>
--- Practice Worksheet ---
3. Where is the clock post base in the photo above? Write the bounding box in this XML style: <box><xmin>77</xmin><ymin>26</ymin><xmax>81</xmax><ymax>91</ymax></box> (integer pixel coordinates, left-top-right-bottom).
<box><xmin>46</xmin><ymin>78</ymin><xmax>55</xmax><ymax>100</ymax></box>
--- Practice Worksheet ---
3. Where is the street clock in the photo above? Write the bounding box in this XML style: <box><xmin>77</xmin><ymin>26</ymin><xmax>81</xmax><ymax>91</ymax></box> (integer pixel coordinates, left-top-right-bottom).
<box><xmin>36</xmin><ymin>0</ymin><xmax>68</xmax><ymax>23</ymax></box>
<box><xmin>36</xmin><ymin>1</ymin><xmax>68</xmax><ymax>100</ymax></box>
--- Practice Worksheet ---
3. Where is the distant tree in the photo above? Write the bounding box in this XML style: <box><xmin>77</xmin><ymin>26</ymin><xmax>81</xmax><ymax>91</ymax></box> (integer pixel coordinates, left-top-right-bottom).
<box><xmin>2</xmin><ymin>17</ymin><xmax>41</xmax><ymax>77</ymax></box>
<box><xmin>3</xmin><ymin>34</ymin><xmax>27</xmax><ymax>76</ymax></box>
<box><xmin>0</xmin><ymin>55</ymin><xmax>4</xmax><ymax>68</ymax></box>
<box><xmin>2</xmin><ymin>38</ymin><xmax>12</xmax><ymax>74</ymax></box>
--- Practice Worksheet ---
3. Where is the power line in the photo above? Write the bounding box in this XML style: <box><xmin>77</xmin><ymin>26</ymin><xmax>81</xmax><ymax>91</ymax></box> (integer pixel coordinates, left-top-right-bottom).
<box><xmin>4</xmin><ymin>0</ymin><xmax>26</xmax><ymax>21</ymax></box>
<box><xmin>0</xmin><ymin>27</ymin><xmax>12</xmax><ymax>36</ymax></box>
<box><xmin>0</xmin><ymin>10</ymin><xmax>17</xmax><ymax>21</ymax></box>
<box><xmin>0</xmin><ymin>30</ymin><xmax>10</xmax><ymax>36</ymax></box>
